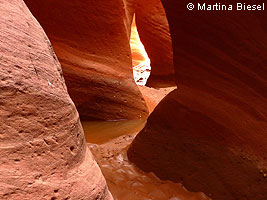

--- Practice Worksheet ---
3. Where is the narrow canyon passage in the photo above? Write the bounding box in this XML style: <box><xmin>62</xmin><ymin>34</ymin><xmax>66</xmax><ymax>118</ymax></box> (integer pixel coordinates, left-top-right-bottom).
<box><xmin>81</xmin><ymin>16</ymin><xmax>199</xmax><ymax>195</ymax></box>
<box><xmin>79</xmin><ymin>17</ymin><xmax>203</xmax><ymax>199</ymax></box>
<box><xmin>2</xmin><ymin>0</ymin><xmax>265</xmax><ymax>199</ymax></box>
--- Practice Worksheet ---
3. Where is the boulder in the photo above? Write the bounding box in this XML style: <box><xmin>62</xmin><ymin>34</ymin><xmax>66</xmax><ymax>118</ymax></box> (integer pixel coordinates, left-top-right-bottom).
<box><xmin>128</xmin><ymin>0</ymin><xmax>267</xmax><ymax>199</ymax></box>
<box><xmin>0</xmin><ymin>1</ymin><xmax>112</xmax><ymax>199</ymax></box>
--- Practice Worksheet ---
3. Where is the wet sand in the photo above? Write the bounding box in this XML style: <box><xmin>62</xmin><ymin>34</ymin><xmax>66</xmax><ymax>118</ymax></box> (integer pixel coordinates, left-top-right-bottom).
<box><xmin>83</xmin><ymin>120</ymin><xmax>210</xmax><ymax>200</ymax></box>
<box><xmin>82</xmin><ymin>119</ymin><xmax>146</xmax><ymax>144</ymax></box>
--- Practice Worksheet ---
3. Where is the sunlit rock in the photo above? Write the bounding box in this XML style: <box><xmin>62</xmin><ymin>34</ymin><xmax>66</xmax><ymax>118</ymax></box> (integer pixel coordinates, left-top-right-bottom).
<box><xmin>0</xmin><ymin>1</ymin><xmax>112</xmax><ymax>199</ymax></box>
<box><xmin>130</xmin><ymin>16</ymin><xmax>151</xmax><ymax>86</ymax></box>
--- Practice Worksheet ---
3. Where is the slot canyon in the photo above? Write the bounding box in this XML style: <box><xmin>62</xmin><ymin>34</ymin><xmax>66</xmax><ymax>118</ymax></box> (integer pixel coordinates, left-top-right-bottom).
<box><xmin>0</xmin><ymin>0</ymin><xmax>266</xmax><ymax>200</ymax></box>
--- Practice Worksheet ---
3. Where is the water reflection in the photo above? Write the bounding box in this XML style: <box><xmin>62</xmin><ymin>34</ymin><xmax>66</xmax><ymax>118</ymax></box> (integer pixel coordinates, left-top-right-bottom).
<box><xmin>82</xmin><ymin>119</ymin><xmax>146</xmax><ymax>144</ymax></box>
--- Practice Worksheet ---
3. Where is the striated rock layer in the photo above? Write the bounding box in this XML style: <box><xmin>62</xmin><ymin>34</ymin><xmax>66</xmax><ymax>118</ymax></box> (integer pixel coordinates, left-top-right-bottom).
<box><xmin>0</xmin><ymin>1</ymin><xmax>112</xmax><ymax>199</ymax></box>
<box><xmin>128</xmin><ymin>0</ymin><xmax>267</xmax><ymax>199</ymax></box>
<box><xmin>135</xmin><ymin>0</ymin><xmax>175</xmax><ymax>87</ymax></box>
<box><xmin>24</xmin><ymin>0</ymin><xmax>148</xmax><ymax>121</ymax></box>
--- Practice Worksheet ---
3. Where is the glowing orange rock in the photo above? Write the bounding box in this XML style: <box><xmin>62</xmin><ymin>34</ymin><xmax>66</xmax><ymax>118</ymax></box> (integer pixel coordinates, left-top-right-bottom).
<box><xmin>130</xmin><ymin>16</ymin><xmax>151</xmax><ymax>86</ymax></box>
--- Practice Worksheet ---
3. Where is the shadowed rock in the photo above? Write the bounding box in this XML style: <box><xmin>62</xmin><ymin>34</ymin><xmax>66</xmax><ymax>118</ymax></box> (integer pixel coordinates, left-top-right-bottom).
<box><xmin>128</xmin><ymin>0</ymin><xmax>267</xmax><ymax>199</ymax></box>
<box><xmin>24</xmin><ymin>0</ymin><xmax>148</xmax><ymax>121</ymax></box>
<box><xmin>135</xmin><ymin>0</ymin><xmax>175</xmax><ymax>87</ymax></box>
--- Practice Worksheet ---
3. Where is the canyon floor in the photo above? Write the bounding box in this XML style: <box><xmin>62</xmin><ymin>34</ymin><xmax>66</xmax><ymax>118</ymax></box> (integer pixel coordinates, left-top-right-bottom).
<box><xmin>83</xmin><ymin>86</ymin><xmax>210</xmax><ymax>200</ymax></box>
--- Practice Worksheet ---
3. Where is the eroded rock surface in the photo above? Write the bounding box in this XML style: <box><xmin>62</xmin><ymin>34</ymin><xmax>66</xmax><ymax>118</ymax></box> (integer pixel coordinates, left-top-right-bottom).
<box><xmin>0</xmin><ymin>1</ymin><xmax>112</xmax><ymax>199</ymax></box>
<box><xmin>24</xmin><ymin>0</ymin><xmax>148</xmax><ymax>121</ymax></box>
<box><xmin>128</xmin><ymin>0</ymin><xmax>267</xmax><ymax>199</ymax></box>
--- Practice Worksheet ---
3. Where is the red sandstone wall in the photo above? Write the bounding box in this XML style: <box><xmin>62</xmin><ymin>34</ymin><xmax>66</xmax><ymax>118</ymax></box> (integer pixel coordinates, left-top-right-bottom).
<box><xmin>0</xmin><ymin>1</ymin><xmax>112</xmax><ymax>199</ymax></box>
<box><xmin>128</xmin><ymin>0</ymin><xmax>267</xmax><ymax>199</ymax></box>
<box><xmin>24</xmin><ymin>0</ymin><xmax>148</xmax><ymax>121</ymax></box>
<box><xmin>135</xmin><ymin>0</ymin><xmax>175</xmax><ymax>87</ymax></box>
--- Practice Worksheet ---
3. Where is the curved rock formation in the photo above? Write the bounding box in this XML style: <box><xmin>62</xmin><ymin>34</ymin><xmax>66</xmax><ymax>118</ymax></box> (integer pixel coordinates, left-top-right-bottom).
<box><xmin>128</xmin><ymin>0</ymin><xmax>267</xmax><ymax>199</ymax></box>
<box><xmin>0</xmin><ymin>1</ymin><xmax>112</xmax><ymax>199</ymax></box>
<box><xmin>135</xmin><ymin>0</ymin><xmax>175</xmax><ymax>87</ymax></box>
<box><xmin>24</xmin><ymin>0</ymin><xmax>148</xmax><ymax>121</ymax></box>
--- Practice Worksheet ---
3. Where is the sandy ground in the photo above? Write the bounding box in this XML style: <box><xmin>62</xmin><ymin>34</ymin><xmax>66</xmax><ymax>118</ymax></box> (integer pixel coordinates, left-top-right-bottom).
<box><xmin>88</xmin><ymin>134</ymin><xmax>209</xmax><ymax>200</ymax></box>
<box><xmin>85</xmin><ymin>86</ymin><xmax>209</xmax><ymax>200</ymax></box>
<box><xmin>138</xmin><ymin>86</ymin><xmax>177</xmax><ymax>113</ymax></box>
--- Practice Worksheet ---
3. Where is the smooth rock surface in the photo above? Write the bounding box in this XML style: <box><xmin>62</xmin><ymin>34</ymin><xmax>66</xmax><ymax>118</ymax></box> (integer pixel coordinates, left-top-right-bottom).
<box><xmin>24</xmin><ymin>0</ymin><xmax>148</xmax><ymax>121</ymax></box>
<box><xmin>128</xmin><ymin>0</ymin><xmax>267</xmax><ymax>199</ymax></box>
<box><xmin>0</xmin><ymin>1</ymin><xmax>112</xmax><ymax>199</ymax></box>
<box><xmin>135</xmin><ymin>0</ymin><xmax>175</xmax><ymax>87</ymax></box>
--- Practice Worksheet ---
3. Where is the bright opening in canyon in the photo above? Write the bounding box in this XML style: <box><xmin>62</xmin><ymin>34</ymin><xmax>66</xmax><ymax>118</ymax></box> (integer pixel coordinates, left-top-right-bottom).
<box><xmin>130</xmin><ymin>16</ymin><xmax>151</xmax><ymax>86</ymax></box>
